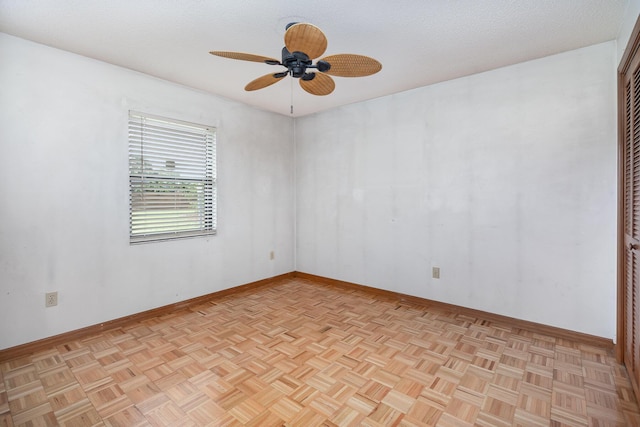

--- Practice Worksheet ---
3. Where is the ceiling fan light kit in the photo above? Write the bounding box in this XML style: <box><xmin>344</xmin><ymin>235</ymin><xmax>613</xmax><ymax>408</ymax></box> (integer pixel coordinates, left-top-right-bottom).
<box><xmin>210</xmin><ymin>22</ymin><xmax>382</xmax><ymax>96</ymax></box>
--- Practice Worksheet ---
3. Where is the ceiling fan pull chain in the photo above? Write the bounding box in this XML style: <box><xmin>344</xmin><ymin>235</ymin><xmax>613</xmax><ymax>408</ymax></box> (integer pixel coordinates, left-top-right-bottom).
<box><xmin>290</xmin><ymin>77</ymin><xmax>294</xmax><ymax>115</ymax></box>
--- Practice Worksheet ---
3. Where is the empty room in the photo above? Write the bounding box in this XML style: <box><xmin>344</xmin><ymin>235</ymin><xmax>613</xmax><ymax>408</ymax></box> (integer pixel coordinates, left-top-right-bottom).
<box><xmin>2</xmin><ymin>1</ymin><xmax>640</xmax><ymax>426</ymax></box>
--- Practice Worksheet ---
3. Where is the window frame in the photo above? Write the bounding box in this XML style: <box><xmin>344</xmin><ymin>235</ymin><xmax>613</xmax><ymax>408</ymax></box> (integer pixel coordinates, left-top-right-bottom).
<box><xmin>128</xmin><ymin>111</ymin><xmax>217</xmax><ymax>244</ymax></box>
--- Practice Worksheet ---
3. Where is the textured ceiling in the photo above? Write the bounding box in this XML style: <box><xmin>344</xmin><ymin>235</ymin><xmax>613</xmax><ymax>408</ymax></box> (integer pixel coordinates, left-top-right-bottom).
<box><xmin>0</xmin><ymin>0</ymin><xmax>629</xmax><ymax>117</ymax></box>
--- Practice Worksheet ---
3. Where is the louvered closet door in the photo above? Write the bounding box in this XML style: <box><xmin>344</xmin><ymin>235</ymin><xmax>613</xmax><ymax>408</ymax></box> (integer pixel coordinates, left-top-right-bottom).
<box><xmin>622</xmin><ymin>25</ymin><xmax>640</xmax><ymax>401</ymax></box>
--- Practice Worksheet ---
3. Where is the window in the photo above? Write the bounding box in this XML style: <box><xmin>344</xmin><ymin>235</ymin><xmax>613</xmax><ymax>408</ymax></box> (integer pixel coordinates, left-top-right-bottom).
<box><xmin>128</xmin><ymin>111</ymin><xmax>216</xmax><ymax>243</ymax></box>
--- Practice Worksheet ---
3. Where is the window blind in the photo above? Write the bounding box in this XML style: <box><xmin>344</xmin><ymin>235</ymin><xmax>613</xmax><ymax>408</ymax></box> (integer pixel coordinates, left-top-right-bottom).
<box><xmin>128</xmin><ymin>111</ymin><xmax>216</xmax><ymax>243</ymax></box>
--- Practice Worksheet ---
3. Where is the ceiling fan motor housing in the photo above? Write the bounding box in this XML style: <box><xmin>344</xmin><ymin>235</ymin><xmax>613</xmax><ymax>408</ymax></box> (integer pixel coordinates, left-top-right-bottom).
<box><xmin>282</xmin><ymin>47</ymin><xmax>312</xmax><ymax>78</ymax></box>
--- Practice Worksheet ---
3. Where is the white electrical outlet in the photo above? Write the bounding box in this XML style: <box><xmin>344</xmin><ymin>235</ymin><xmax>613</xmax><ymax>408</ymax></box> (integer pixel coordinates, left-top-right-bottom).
<box><xmin>45</xmin><ymin>291</ymin><xmax>58</xmax><ymax>307</ymax></box>
<box><xmin>432</xmin><ymin>267</ymin><xmax>440</xmax><ymax>279</ymax></box>
<box><xmin>270</xmin><ymin>251</ymin><xmax>275</xmax><ymax>260</ymax></box>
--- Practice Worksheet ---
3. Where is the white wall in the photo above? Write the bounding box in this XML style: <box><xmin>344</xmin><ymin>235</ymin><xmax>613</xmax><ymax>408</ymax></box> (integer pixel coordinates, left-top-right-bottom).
<box><xmin>0</xmin><ymin>32</ymin><xmax>620</xmax><ymax>349</ymax></box>
<box><xmin>0</xmin><ymin>33</ymin><xmax>295</xmax><ymax>350</ymax></box>
<box><xmin>617</xmin><ymin>0</ymin><xmax>640</xmax><ymax>64</ymax></box>
<box><xmin>296</xmin><ymin>41</ymin><xmax>617</xmax><ymax>338</ymax></box>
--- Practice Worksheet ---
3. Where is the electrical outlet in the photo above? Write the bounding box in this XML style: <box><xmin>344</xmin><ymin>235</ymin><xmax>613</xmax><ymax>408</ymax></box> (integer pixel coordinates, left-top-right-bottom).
<box><xmin>45</xmin><ymin>291</ymin><xmax>58</xmax><ymax>307</ymax></box>
<box><xmin>270</xmin><ymin>250</ymin><xmax>275</xmax><ymax>260</ymax></box>
<box><xmin>432</xmin><ymin>267</ymin><xmax>440</xmax><ymax>279</ymax></box>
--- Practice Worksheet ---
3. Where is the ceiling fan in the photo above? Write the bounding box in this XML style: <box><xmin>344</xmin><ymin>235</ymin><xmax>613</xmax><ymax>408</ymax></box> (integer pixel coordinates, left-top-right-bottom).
<box><xmin>210</xmin><ymin>23</ymin><xmax>382</xmax><ymax>96</ymax></box>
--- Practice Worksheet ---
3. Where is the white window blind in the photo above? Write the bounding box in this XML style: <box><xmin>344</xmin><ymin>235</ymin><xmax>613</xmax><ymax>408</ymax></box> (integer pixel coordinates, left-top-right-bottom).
<box><xmin>128</xmin><ymin>111</ymin><xmax>216</xmax><ymax>243</ymax></box>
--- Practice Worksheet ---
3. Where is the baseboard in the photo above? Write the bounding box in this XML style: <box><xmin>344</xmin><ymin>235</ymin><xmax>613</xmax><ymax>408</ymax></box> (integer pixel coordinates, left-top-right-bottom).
<box><xmin>293</xmin><ymin>271</ymin><xmax>614</xmax><ymax>349</ymax></box>
<box><xmin>0</xmin><ymin>272</ymin><xmax>295</xmax><ymax>362</ymax></box>
<box><xmin>1</xmin><ymin>270</ymin><xmax>613</xmax><ymax>362</ymax></box>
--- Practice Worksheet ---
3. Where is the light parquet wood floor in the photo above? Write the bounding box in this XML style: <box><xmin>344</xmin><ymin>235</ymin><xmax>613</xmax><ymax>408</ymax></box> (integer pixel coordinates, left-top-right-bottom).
<box><xmin>1</xmin><ymin>278</ymin><xmax>639</xmax><ymax>426</ymax></box>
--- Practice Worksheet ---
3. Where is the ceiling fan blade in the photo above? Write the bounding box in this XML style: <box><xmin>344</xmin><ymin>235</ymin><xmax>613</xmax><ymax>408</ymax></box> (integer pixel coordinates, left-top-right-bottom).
<box><xmin>299</xmin><ymin>73</ymin><xmax>335</xmax><ymax>96</ymax></box>
<box><xmin>284</xmin><ymin>23</ymin><xmax>327</xmax><ymax>59</ymax></box>
<box><xmin>210</xmin><ymin>51</ymin><xmax>280</xmax><ymax>64</ymax></box>
<box><xmin>245</xmin><ymin>73</ymin><xmax>287</xmax><ymax>91</ymax></box>
<box><xmin>320</xmin><ymin>54</ymin><xmax>382</xmax><ymax>77</ymax></box>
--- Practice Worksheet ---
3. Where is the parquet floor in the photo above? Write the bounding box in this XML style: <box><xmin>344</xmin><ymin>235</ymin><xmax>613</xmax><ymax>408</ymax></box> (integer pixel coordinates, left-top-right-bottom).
<box><xmin>1</xmin><ymin>278</ymin><xmax>639</xmax><ymax>426</ymax></box>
